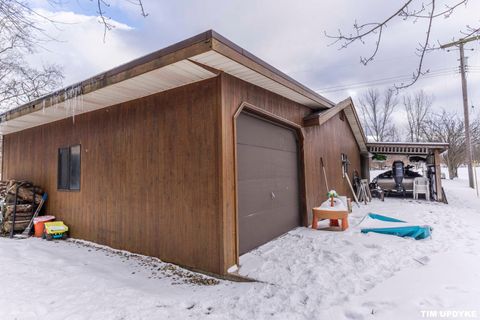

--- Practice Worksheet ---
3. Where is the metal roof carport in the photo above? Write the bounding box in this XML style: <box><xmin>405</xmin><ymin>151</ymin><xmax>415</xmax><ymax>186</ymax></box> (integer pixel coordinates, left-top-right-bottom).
<box><xmin>366</xmin><ymin>142</ymin><xmax>449</xmax><ymax>202</ymax></box>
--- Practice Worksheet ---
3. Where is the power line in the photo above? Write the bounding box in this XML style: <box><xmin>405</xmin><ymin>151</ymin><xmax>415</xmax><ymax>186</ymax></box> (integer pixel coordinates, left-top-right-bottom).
<box><xmin>314</xmin><ymin>64</ymin><xmax>480</xmax><ymax>93</ymax></box>
<box><xmin>318</xmin><ymin>71</ymin><xmax>456</xmax><ymax>93</ymax></box>
<box><xmin>316</xmin><ymin>68</ymin><xmax>459</xmax><ymax>93</ymax></box>
<box><xmin>315</xmin><ymin>67</ymin><xmax>459</xmax><ymax>91</ymax></box>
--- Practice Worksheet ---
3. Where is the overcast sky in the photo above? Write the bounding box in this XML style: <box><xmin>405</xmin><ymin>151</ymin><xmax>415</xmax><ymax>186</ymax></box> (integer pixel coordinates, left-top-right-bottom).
<box><xmin>28</xmin><ymin>0</ymin><xmax>480</xmax><ymax>135</ymax></box>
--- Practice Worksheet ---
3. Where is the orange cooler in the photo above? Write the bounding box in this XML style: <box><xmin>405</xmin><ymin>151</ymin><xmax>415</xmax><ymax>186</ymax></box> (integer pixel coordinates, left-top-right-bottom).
<box><xmin>33</xmin><ymin>216</ymin><xmax>55</xmax><ymax>237</ymax></box>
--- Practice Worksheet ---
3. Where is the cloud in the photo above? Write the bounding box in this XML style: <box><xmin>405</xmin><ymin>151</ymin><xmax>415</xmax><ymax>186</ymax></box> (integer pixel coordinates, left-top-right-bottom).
<box><xmin>24</xmin><ymin>1</ymin><xmax>480</xmax><ymax>138</ymax></box>
<box><xmin>26</xmin><ymin>8</ymin><xmax>140</xmax><ymax>85</ymax></box>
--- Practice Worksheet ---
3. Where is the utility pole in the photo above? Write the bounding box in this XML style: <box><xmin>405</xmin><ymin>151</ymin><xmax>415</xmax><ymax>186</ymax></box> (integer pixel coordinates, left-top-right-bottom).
<box><xmin>441</xmin><ymin>35</ymin><xmax>480</xmax><ymax>189</ymax></box>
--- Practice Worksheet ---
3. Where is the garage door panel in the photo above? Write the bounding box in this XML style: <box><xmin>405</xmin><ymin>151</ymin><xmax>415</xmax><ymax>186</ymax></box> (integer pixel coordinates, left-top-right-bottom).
<box><xmin>237</xmin><ymin>114</ymin><xmax>297</xmax><ymax>153</ymax></box>
<box><xmin>239</xmin><ymin>204</ymin><xmax>300</xmax><ymax>254</ymax></box>
<box><xmin>237</xmin><ymin>179</ymin><xmax>274</xmax><ymax>215</ymax></box>
<box><xmin>270</xmin><ymin>178</ymin><xmax>299</xmax><ymax>210</ymax></box>
<box><xmin>237</xmin><ymin>144</ymin><xmax>274</xmax><ymax>181</ymax></box>
<box><xmin>238</xmin><ymin>177</ymin><xmax>298</xmax><ymax>213</ymax></box>
<box><xmin>237</xmin><ymin>112</ymin><xmax>300</xmax><ymax>255</ymax></box>
<box><xmin>271</xmin><ymin>150</ymin><xmax>298</xmax><ymax>178</ymax></box>
<box><xmin>237</xmin><ymin>144</ymin><xmax>298</xmax><ymax>181</ymax></box>
<box><xmin>238</xmin><ymin>146</ymin><xmax>297</xmax><ymax>181</ymax></box>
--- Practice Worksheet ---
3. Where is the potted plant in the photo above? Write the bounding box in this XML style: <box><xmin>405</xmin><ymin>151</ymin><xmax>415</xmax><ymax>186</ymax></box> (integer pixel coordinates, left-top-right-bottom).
<box><xmin>327</xmin><ymin>190</ymin><xmax>338</xmax><ymax>207</ymax></box>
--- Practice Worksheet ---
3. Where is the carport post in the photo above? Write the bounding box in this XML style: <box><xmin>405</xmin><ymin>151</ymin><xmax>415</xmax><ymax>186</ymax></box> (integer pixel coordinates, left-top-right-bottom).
<box><xmin>434</xmin><ymin>150</ymin><xmax>443</xmax><ymax>202</ymax></box>
<box><xmin>360</xmin><ymin>153</ymin><xmax>370</xmax><ymax>181</ymax></box>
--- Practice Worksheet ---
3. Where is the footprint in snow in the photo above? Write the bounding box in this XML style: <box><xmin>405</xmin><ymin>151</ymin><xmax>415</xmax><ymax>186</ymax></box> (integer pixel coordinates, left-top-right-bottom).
<box><xmin>413</xmin><ymin>256</ymin><xmax>430</xmax><ymax>265</ymax></box>
<box><xmin>344</xmin><ymin>310</ymin><xmax>365</xmax><ymax>320</ymax></box>
<box><xmin>363</xmin><ymin>243</ymin><xmax>381</xmax><ymax>249</ymax></box>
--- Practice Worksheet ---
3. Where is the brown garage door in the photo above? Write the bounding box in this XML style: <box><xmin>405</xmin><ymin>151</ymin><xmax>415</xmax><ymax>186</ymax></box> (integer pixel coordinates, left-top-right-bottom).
<box><xmin>237</xmin><ymin>112</ymin><xmax>300</xmax><ymax>255</ymax></box>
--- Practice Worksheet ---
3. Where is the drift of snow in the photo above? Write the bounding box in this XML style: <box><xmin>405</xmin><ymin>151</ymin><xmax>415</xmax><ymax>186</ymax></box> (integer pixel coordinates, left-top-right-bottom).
<box><xmin>0</xmin><ymin>168</ymin><xmax>479</xmax><ymax>319</ymax></box>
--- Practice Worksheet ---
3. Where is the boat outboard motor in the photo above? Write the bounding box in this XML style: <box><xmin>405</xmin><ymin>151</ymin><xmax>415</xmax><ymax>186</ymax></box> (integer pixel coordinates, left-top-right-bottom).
<box><xmin>392</xmin><ymin>160</ymin><xmax>405</xmax><ymax>192</ymax></box>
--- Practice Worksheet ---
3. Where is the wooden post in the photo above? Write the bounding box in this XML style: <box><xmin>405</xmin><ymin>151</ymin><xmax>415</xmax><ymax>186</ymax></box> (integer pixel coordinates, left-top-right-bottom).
<box><xmin>434</xmin><ymin>150</ymin><xmax>443</xmax><ymax>202</ymax></box>
<box><xmin>441</xmin><ymin>36</ymin><xmax>480</xmax><ymax>189</ymax></box>
<box><xmin>360</xmin><ymin>153</ymin><xmax>370</xmax><ymax>181</ymax></box>
<box><xmin>458</xmin><ymin>43</ymin><xmax>474</xmax><ymax>188</ymax></box>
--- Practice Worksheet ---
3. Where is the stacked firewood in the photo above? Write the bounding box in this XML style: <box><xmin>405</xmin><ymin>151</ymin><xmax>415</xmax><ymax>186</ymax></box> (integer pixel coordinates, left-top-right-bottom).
<box><xmin>1</xmin><ymin>180</ymin><xmax>44</xmax><ymax>234</ymax></box>
<box><xmin>0</xmin><ymin>181</ymin><xmax>8</xmax><ymax>199</ymax></box>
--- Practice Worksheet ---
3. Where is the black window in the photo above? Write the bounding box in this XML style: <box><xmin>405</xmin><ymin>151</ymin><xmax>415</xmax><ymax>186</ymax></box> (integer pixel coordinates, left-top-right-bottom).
<box><xmin>58</xmin><ymin>145</ymin><xmax>81</xmax><ymax>191</ymax></box>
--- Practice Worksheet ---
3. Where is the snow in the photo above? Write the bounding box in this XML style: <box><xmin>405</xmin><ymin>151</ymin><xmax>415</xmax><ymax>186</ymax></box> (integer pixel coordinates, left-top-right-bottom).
<box><xmin>1</xmin><ymin>168</ymin><xmax>479</xmax><ymax>319</ymax></box>
<box><xmin>317</xmin><ymin>197</ymin><xmax>348</xmax><ymax>210</ymax></box>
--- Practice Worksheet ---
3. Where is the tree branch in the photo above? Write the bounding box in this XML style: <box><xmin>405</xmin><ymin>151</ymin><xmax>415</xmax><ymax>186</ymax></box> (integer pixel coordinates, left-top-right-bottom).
<box><xmin>325</xmin><ymin>0</ymin><xmax>479</xmax><ymax>91</ymax></box>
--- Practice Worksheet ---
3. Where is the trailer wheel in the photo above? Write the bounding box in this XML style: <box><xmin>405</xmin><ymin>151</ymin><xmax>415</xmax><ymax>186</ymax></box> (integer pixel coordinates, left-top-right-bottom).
<box><xmin>45</xmin><ymin>233</ymin><xmax>53</xmax><ymax>241</ymax></box>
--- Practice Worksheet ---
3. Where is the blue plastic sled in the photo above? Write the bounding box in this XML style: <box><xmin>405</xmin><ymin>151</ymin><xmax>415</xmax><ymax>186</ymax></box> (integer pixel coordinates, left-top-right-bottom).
<box><xmin>361</xmin><ymin>213</ymin><xmax>432</xmax><ymax>240</ymax></box>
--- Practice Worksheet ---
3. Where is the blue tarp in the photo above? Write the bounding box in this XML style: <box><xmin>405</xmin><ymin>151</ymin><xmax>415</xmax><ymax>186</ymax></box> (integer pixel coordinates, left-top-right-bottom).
<box><xmin>360</xmin><ymin>213</ymin><xmax>432</xmax><ymax>240</ymax></box>
<box><xmin>367</xmin><ymin>213</ymin><xmax>406</xmax><ymax>223</ymax></box>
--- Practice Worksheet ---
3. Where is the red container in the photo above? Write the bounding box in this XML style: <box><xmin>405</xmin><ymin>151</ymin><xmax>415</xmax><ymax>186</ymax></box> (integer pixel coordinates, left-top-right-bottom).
<box><xmin>33</xmin><ymin>215</ymin><xmax>55</xmax><ymax>237</ymax></box>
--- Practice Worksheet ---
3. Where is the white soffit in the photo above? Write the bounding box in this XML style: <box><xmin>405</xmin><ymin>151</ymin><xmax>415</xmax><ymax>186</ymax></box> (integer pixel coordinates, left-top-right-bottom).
<box><xmin>0</xmin><ymin>60</ymin><xmax>216</xmax><ymax>135</ymax></box>
<box><xmin>190</xmin><ymin>51</ymin><xmax>321</xmax><ymax>108</ymax></box>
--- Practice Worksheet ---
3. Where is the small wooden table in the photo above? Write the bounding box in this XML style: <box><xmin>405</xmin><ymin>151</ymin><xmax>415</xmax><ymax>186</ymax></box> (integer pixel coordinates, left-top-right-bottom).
<box><xmin>312</xmin><ymin>198</ymin><xmax>349</xmax><ymax>231</ymax></box>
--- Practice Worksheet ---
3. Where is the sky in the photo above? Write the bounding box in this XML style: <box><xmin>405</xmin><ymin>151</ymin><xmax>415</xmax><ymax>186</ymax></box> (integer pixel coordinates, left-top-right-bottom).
<box><xmin>26</xmin><ymin>0</ymin><xmax>480</xmax><ymax>137</ymax></box>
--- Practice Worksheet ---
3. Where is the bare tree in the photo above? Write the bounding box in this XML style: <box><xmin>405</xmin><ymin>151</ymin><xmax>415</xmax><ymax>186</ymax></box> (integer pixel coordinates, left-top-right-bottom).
<box><xmin>424</xmin><ymin>109</ymin><xmax>480</xmax><ymax>179</ymax></box>
<box><xmin>358</xmin><ymin>88</ymin><xmax>398</xmax><ymax>142</ymax></box>
<box><xmin>403</xmin><ymin>90</ymin><xmax>433</xmax><ymax>142</ymax></box>
<box><xmin>5</xmin><ymin>1</ymin><xmax>149</xmax><ymax>42</ymax></box>
<box><xmin>326</xmin><ymin>1</ymin><xmax>479</xmax><ymax>89</ymax></box>
<box><xmin>0</xmin><ymin>0</ymin><xmax>148</xmax><ymax>112</ymax></box>
<box><xmin>92</xmin><ymin>0</ymin><xmax>148</xmax><ymax>41</ymax></box>
<box><xmin>0</xmin><ymin>1</ymin><xmax>64</xmax><ymax>112</ymax></box>
<box><xmin>0</xmin><ymin>55</ymin><xmax>63</xmax><ymax>111</ymax></box>
<box><xmin>471</xmin><ymin>112</ymin><xmax>480</xmax><ymax>163</ymax></box>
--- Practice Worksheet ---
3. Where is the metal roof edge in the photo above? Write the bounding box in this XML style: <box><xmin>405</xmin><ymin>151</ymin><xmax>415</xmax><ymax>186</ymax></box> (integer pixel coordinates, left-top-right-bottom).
<box><xmin>0</xmin><ymin>31</ymin><xmax>214</xmax><ymax>123</ymax></box>
<box><xmin>209</xmin><ymin>30</ymin><xmax>334</xmax><ymax>109</ymax></box>
<box><xmin>1</xmin><ymin>29</ymin><xmax>333</xmax><ymax>126</ymax></box>
<box><xmin>367</xmin><ymin>141</ymin><xmax>449</xmax><ymax>147</ymax></box>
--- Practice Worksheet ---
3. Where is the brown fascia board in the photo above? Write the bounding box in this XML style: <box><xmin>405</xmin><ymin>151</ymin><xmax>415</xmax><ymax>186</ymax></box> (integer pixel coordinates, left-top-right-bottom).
<box><xmin>303</xmin><ymin>97</ymin><xmax>351</xmax><ymax>126</ymax></box>
<box><xmin>303</xmin><ymin>97</ymin><xmax>368</xmax><ymax>151</ymax></box>
<box><xmin>209</xmin><ymin>31</ymin><xmax>334</xmax><ymax>109</ymax></box>
<box><xmin>345</xmin><ymin>98</ymin><xmax>369</xmax><ymax>147</ymax></box>
<box><xmin>0</xmin><ymin>31</ymin><xmax>214</xmax><ymax>123</ymax></box>
<box><xmin>0</xmin><ymin>30</ymin><xmax>332</xmax><ymax>125</ymax></box>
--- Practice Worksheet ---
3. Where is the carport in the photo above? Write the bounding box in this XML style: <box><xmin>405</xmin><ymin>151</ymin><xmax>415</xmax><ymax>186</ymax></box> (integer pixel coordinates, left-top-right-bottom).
<box><xmin>366</xmin><ymin>142</ymin><xmax>449</xmax><ymax>202</ymax></box>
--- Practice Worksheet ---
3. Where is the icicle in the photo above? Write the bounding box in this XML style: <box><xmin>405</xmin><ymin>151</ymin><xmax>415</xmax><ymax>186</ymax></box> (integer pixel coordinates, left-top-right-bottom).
<box><xmin>64</xmin><ymin>90</ymin><xmax>69</xmax><ymax>117</ymax></box>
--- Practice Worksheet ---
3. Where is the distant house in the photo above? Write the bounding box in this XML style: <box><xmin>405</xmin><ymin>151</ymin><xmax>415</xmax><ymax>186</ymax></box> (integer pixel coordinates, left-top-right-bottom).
<box><xmin>0</xmin><ymin>31</ymin><xmax>368</xmax><ymax>276</ymax></box>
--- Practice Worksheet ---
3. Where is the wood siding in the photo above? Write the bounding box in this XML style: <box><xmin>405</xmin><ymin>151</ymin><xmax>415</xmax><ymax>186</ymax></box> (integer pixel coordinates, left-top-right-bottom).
<box><xmin>3</xmin><ymin>72</ymin><xmax>362</xmax><ymax>276</ymax></box>
<box><xmin>219</xmin><ymin>73</ymin><xmax>361</xmax><ymax>271</ymax></box>
<box><xmin>3</xmin><ymin>77</ymin><xmax>223</xmax><ymax>274</ymax></box>
<box><xmin>303</xmin><ymin>111</ymin><xmax>361</xmax><ymax>212</ymax></box>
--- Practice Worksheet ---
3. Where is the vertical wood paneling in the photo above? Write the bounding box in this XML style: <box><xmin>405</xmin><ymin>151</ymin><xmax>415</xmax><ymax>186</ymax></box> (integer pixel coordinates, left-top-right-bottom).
<box><xmin>303</xmin><ymin>111</ymin><xmax>361</xmax><ymax>220</ymax></box>
<box><xmin>219</xmin><ymin>74</ymin><xmax>361</xmax><ymax>271</ymax></box>
<box><xmin>3</xmin><ymin>72</ymin><xmax>362</xmax><ymax>276</ymax></box>
<box><xmin>219</xmin><ymin>73</ymin><xmax>313</xmax><ymax>271</ymax></box>
<box><xmin>3</xmin><ymin>77</ymin><xmax>223</xmax><ymax>274</ymax></box>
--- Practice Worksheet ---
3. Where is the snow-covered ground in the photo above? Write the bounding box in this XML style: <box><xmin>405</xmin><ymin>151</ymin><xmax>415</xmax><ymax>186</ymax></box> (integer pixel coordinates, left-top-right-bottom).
<box><xmin>1</xmin><ymin>168</ymin><xmax>479</xmax><ymax>319</ymax></box>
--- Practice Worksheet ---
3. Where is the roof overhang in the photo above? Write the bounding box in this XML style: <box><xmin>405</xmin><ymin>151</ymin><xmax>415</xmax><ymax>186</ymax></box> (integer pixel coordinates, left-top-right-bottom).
<box><xmin>367</xmin><ymin>142</ymin><xmax>449</xmax><ymax>156</ymax></box>
<box><xmin>0</xmin><ymin>30</ymin><xmax>334</xmax><ymax>135</ymax></box>
<box><xmin>303</xmin><ymin>97</ymin><xmax>368</xmax><ymax>154</ymax></box>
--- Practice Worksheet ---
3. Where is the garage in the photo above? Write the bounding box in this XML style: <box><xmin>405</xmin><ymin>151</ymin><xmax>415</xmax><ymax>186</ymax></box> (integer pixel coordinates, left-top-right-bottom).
<box><xmin>1</xmin><ymin>31</ymin><xmax>370</xmax><ymax>276</ymax></box>
<box><xmin>236</xmin><ymin>112</ymin><xmax>301</xmax><ymax>255</ymax></box>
